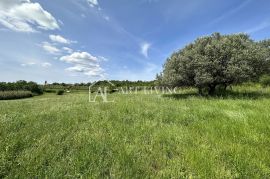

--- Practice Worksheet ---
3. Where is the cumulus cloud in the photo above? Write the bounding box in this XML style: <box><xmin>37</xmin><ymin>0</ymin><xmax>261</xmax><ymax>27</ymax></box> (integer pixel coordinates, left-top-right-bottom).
<box><xmin>0</xmin><ymin>0</ymin><xmax>59</xmax><ymax>32</ymax></box>
<box><xmin>42</xmin><ymin>42</ymin><xmax>61</xmax><ymax>54</ymax></box>
<box><xmin>65</xmin><ymin>65</ymin><xmax>103</xmax><ymax>77</ymax></box>
<box><xmin>60</xmin><ymin>52</ymin><xmax>104</xmax><ymax>77</ymax></box>
<box><xmin>60</xmin><ymin>52</ymin><xmax>97</xmax><ymax>64</ymax></box>
<box><xmin>49</xmin><ymin>35</ymin><xmax>74</xmax><ymax>44</ymax></box>
<box><xmin>140</xmin><ymin>42</ymin><xmax>151</xmax><ymax>58</ymax></box>
<box><xmin>87</xmin><ymin>0</ymin><xmax>99</xmax><ymax>7</ymax></box>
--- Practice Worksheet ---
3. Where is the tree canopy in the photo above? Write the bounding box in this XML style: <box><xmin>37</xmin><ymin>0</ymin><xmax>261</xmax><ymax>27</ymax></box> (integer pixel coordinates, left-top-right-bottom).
<box><xmin>162</xmin><ymin>33</ymin><xmax>270</xmax><ymax>95</ymax></box>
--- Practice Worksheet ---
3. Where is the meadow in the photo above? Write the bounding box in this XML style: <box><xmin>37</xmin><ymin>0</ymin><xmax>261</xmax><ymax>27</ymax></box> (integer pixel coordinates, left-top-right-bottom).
<box><xmin>1</xmin><ymin>86</ymin><xmax>270</xmax><ymax>178</ymax></box>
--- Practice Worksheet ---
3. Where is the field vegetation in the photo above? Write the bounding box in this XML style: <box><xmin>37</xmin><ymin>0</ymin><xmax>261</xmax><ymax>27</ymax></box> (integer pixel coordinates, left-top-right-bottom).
<box><xmin>0</xmin><ymin>81</ymin><xmax>43</xmax><ymax>100</ymax></box>
<box><xmin>0</xmin><ymin>91</ymin><xmax>33</xmax><ymax>100</ymax></box>
<box><xmin>1</xmin><ymin>85</ymin><xmax>270</xmax><ymax>178</ymax></box>
<box><xmin>0</xmin><ymin>81</ymin><xmax>43</xmax><ymax>95</ymax></box>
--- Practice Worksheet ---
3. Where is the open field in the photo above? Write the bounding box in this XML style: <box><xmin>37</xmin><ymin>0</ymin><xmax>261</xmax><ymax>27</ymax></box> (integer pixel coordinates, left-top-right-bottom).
<box><xmin>1</xmin><ymin>87</ymin><xmax>270</xmax><ymax>178</ymax></box>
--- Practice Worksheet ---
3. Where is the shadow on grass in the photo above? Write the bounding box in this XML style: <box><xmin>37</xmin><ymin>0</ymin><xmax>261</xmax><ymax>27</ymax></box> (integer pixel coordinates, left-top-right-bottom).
<box><xmin>163</xmin><ymin>90</ymin><xmax>270</xmax><ymax>100</ymax></box>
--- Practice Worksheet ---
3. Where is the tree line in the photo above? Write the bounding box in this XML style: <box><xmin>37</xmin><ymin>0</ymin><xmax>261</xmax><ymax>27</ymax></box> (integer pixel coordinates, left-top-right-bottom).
<box><xmin>45</xmin><ymin>80</ymin><xmax>157</xmax><ymax>90</ymax></box>
<box><xmin>0</xmin><ymin>80</ymin><xmax>43</xmax><ymax>94</ymax></box>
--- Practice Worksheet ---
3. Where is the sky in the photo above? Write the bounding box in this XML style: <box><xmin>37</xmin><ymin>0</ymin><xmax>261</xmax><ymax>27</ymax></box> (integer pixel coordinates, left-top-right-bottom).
<box><xmin>1</xmin><ymin>0</ymin><xmax>270</xmax><ymax>83</ymax></box>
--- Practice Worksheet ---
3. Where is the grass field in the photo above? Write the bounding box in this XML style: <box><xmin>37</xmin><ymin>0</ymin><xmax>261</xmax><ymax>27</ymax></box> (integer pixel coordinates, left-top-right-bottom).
<box><xmin>1</xmin><ymin>87</ymin><xmax>270</xmax><ymax>178</ymax></box>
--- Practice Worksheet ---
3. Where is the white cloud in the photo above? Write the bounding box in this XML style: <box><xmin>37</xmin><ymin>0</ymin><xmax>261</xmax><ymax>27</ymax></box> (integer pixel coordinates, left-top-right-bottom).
<box><xmin>49</xmin><ymin>35</ymin><xmax>74</xmax><ymax>44</ymax></box>
<box><xmin>87</xmin><ymin>0</ymin><xmax>99</xmax><ymax>7</ymax></box>
<box><xmin>65</xmin><ymin>65</ymin><xmax>103</xmax><ymax>77</ymax></box>
<box><xmin>41</xmin><ymin>62</ymin><xmax>52</xmax><ymax>68</ymax></box>
<box><xmin>0</xmin><ymin>0</ymin><xmax>59</xmax><ymax>32</ymax></box>
<box><xmin>21</xmin><ymin>62</ymin><xmax>36</xmax><ymax>67</ymax></box>
<box><xmin>60</xmin><ymin>52</ymin><xmax>104</xmax><ymax>77</ymax></box>
<box><xmin>62</xmin><ymin>47</ymin><xmax>73</xmax><ymax>54</ymax></box>
<box><xmin>60</xmin><ymin>52</ymin><xmax>97</xmax><ymax>64</ymax></box>
<box><xmin>98</xmin><ymin>56</ymin><xmax>109</xmax><ymax>62</ymax></box>
<box><xmin>42</xmin><ymin>42</ymin><xmax>61</xmax><ymax>54</ymax></box>
<box><xmin>140</xmin><ymin>42</ymin><xmax>151</xmax><ymax>58</ymax></box>
<box><xmin>21</xmin><ymin>61</ymin><xmax>51</xmax><ymax>68</ymax></box>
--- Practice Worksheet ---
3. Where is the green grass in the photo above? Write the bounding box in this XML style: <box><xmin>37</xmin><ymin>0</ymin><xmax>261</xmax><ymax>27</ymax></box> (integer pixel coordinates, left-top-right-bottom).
<box><xmin>1</xmin><ymin>87</ymin><xmax>270</xmax><ymax>178</ymax></box>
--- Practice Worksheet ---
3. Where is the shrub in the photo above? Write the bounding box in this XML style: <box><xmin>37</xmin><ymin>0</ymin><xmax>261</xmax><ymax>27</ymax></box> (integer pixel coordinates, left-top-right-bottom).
<box><xmin>162</xmin><ymin>33</ymin><xmax>270</xmax><ymax>95</ymax></box>
<box><xmin>0</xmin><ymin>81</ymin><xmax>43</xmax><ymax>95</ymax></box>
<box><xmin>44</xmin><ymin>89</ymin><xmax>57</xmax><ymax>93</ymax></box>
<box><xmin>260</xmin><ymin>75</ymin><xmax>270</xmax><ymax>87</ymax></box>
<box><xmin>0</xmin><ymin>91</ymin><xmax>33</xmax><ymax>100</ymax></box>
<box><xmin>25</xmin><ymin>82</ymin><xmax>43</xmax><ymax>95</ymax></box>
<box><xmin>56</xmin><ymin>90</ymin><xmax>64</xmax><ymax>95</ymax></box>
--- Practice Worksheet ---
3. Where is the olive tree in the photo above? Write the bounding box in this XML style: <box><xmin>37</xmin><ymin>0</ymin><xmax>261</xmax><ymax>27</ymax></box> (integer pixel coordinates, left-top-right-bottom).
<box><xmin>162</xmin><ymin>33</ymin><xmax>269</xmax><ymax>95</ymax></box>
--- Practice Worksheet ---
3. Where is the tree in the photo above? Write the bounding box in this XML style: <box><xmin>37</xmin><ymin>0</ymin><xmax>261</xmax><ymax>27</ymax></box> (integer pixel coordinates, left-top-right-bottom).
<box><xmin>0</xmin><ymin>81</ymin><xmax>43</xmax><ymax>94</ymax></box>
<box><xmin>155</xmin><ymin>73</ymin><xmax>163</xmax><ymax>86</ymax></box>
<box><xmin>162</xmin><ymin>33</ymin><xmax>269</xmax><ymax>95</ymax></box>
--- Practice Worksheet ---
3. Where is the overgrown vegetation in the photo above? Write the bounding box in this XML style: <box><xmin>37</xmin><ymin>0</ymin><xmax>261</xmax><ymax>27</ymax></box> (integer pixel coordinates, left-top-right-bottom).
<box><xmin>161</xmin><ymin>33</ymin><xmax>270</xmax><ymax>95</ymax></box>
<box><xmin>56</xmin><ymin>90</ymin><xmax>64</xmax><ymax>95</ymax></box>
<box><xmin>0</xmin><ymin>91</ymin><xmax>33</xmax><ymax>100</ymax></box>
<box><xmin>0</xmin><ymin>81</ymin><xmax>43</xmax><ymax>95</ymax></box>
<box><xmin>44</xmin><ymin>80</ymin><xmax>156</xmax><ymax>91</ymax></box>
<box><xmin>260</xmin><ymin>75</ymin><xmax>270</xmax><ymax>87</ymax></box>
<box><xmin>0</xmin><ymin>86</ymin><xmax>270</xmax><ymax>178</ymax></box>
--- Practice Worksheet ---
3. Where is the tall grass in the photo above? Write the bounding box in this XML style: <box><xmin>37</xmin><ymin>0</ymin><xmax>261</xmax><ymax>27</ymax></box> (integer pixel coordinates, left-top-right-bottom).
<box><xmin>0</xmin><ymin>86</ymin><xmax>270</xmax><ymax>178</ymax></box>
<box><xmin>0</xmin><ymin>91</ymin><xmax>33</xmax><ymax>100</ymax></box>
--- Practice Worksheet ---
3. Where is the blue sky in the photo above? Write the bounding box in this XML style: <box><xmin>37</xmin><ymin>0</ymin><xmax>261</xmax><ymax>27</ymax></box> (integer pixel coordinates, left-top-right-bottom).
<box><xmin>0</xmin><ymin>0</ymin><xmax>270</xmax><ymax>83</ymax></box>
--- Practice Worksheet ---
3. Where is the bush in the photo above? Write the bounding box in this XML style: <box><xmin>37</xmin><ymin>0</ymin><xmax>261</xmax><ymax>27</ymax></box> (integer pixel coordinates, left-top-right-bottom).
<box><xmin>44</xmin><ymin>89</ymin><xmax>57</xmax><ymax>93</ymax></box>
<box><xmin>25</xmin><ymin>82</ymin><xmax>43</xmax><ymax>95</ymax></box>
<box><xmin>260</xmin><ymin>75</ymin><xmax>270</xmax><ymax>87</ymax></box>
<box><xmin>162</xmin><ymin>33</ymin><xmax>269</xmax><ymax>95</ymax></box>
<box><xmin>0</xmin><ymin>81</ymin><xmax>43</xmax><ymax>95</ymax></box>
<box><xmin>56</xmin><ymin>90</ymin><xmax>64</xmax><ymax>95</ymax></box>
<box><xmin>0</xmin><ymin>91</ymin><xmax>33</xmax><ymax>100</ymax></box>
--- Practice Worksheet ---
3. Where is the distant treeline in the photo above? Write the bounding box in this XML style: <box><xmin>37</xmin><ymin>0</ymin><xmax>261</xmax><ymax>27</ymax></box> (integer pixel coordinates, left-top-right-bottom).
<box><xmin>0</xmin><ymin>81</ymin><xmax>43</xmax><ymax>94</ymax></box>
<box><xmin>45</xmin><ymin>80</ymin><xmax>157</xmax><ymax>90</ymax></box>
<box><xmin>0</xmin><ymin>80</ymin><xmax>157</xmax><ymax>92</ymax></box>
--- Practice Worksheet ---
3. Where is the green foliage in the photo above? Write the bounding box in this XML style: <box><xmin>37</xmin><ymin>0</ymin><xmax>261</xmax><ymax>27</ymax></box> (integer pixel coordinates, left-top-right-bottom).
<box><xmin>0</xmin><ymin>91</ymin><xmax>33</xmax><ymax>100</ymax></box>
<box><xmin>260</xmin><ymin>75</ymin><xmax>270</xmax><ymax>87</ymax></box>
<box><xmin>44</xmin><ymin>89</ymin><xmax>57</xmax><ymax>93</ymax></box>
<box><xmin>45</xmin><ymin>80</ymin><xmax>156</xmax><ymax>91</ymax></box>
<box><xmin>258</xmin><ymin>39</ymin><xmax>270</xmax><ymax>49</ymax></box>
<box><xmin>162</xmin><ymin>33</ymin><xmax>270</xmax><ymax>95</ymax></box>
<box><xmin>56</xmin><ymin>90</ymin><xmax>64</xmax><ymax>95</ymax></box>
<box><xmin>0</xmin><ymin>81</ymin><xmax>43</xmax><ymax>95</ymax></box>
<box><xmin>155</xmin><ymin>73</ymin><xmax>163</xmax><ymax>86</ymax></box>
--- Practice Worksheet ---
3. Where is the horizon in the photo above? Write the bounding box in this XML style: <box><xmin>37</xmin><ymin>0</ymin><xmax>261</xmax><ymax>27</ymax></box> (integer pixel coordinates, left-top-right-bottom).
<box><xmin>1</xmin><ymin>0</ymin><xmax>270</xmax><ymax>83</ymax></box>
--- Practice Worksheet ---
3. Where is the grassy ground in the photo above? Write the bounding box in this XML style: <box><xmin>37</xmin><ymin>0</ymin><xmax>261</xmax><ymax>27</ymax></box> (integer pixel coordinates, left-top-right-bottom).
<box><xmin>1</xmin><ymin>87</ymin><xmax>270</xmax><ymax>178</ymax></box>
